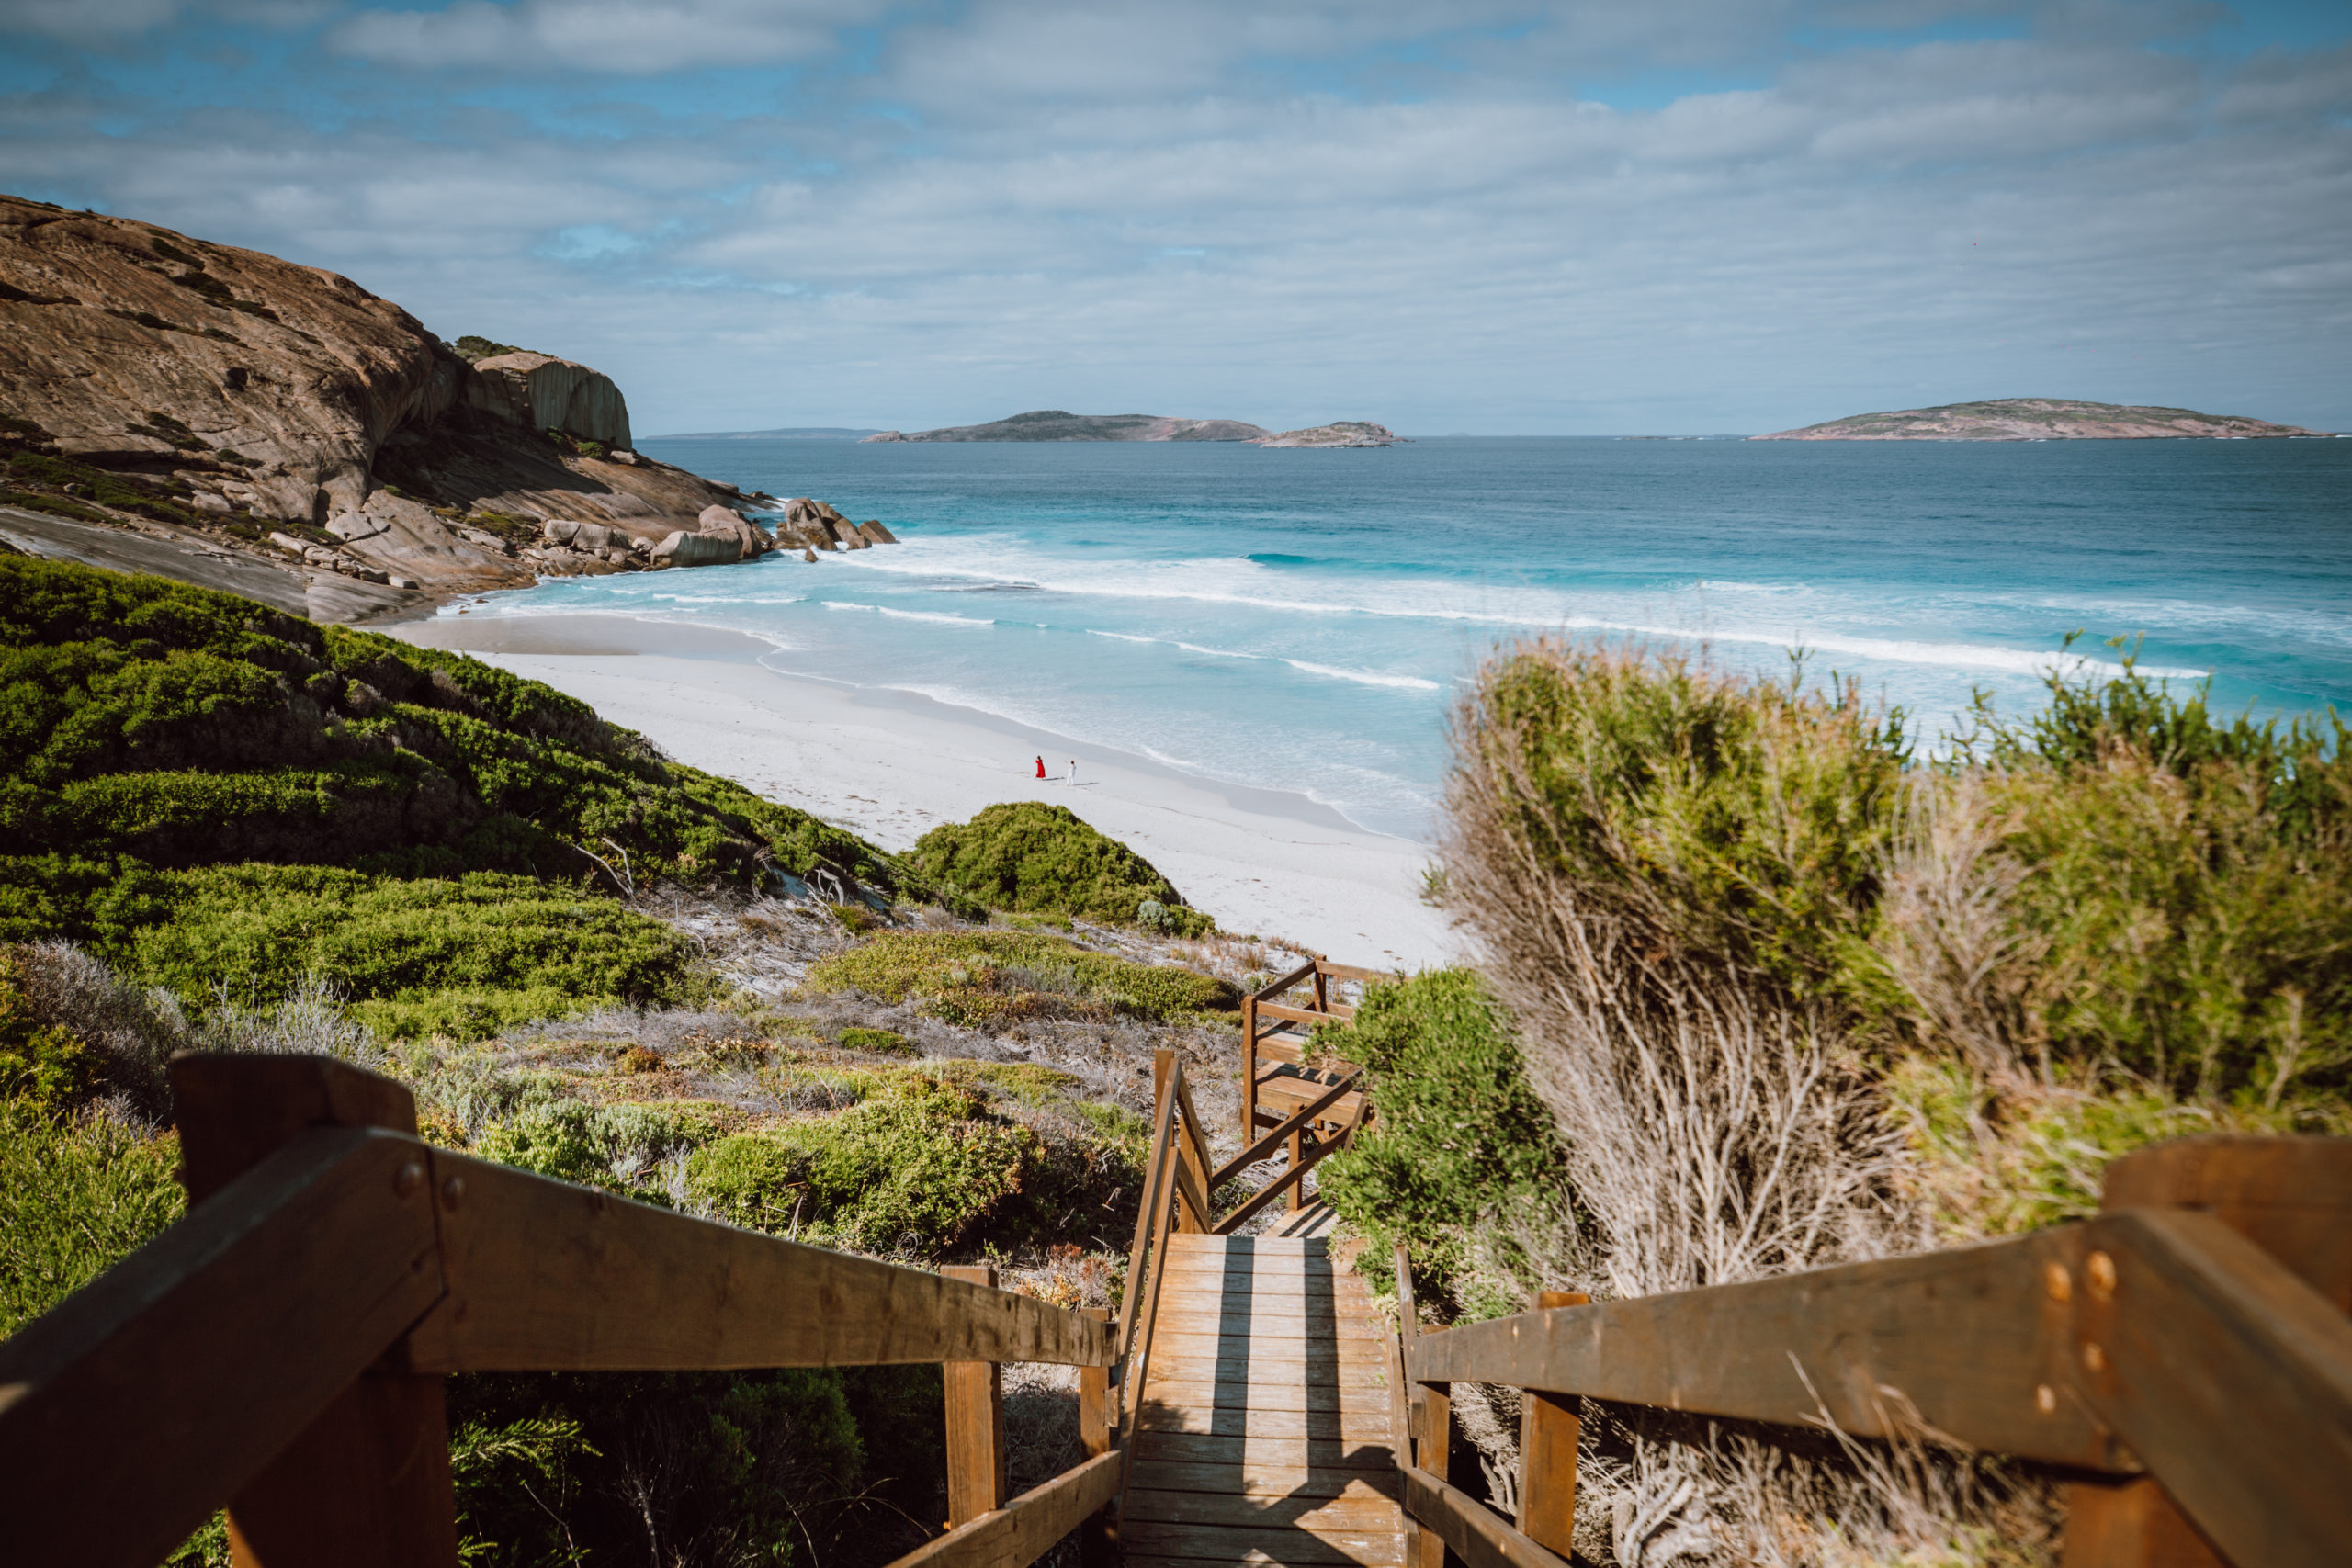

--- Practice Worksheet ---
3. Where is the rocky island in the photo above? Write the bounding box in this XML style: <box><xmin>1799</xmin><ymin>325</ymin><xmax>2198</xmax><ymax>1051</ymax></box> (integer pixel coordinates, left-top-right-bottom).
<box><xmin>864</xmin><ymin>409</ymin><xmax>1272</xmax><ymax>442</ymax></box>
<box><xmin>1753</xmin><ymin>397</ymin><xmax>2324</xmax><ymax>441</ymax></box>
<box><xmin>1250</xmin><ymin>421</ymin><xmax>1403</xmax><ymax>447</ymax></box>
<box><xmin>0</xmin><ymin>194</ymin><xmax>890</xmax><ymax>622</ymax></box>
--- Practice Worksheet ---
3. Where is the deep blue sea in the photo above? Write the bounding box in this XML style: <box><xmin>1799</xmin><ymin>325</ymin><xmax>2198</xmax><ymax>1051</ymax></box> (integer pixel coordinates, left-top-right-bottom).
<box><xmin>461</xmin><ymin>436</ymin><xmax>2352</xmax><ymax>840</ymax></box>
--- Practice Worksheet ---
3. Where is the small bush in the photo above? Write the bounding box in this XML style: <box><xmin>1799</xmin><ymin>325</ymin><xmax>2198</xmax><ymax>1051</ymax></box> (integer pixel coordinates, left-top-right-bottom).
<box><xmin>807</xmin><ymin>931</ymin><xmax>1236</xmax><ymax>1029</ymax></box>
<box><xmin>1317</xmin><ymin>970</ymin><xmax>1561</xmax><ymax>1314</ymax></box>
<box><xmin>912</xmin><ymin>802</ymin><xmax>1211</xmax><ymax>931</ymax></box>
<box><xmin>838</xmin><ymin>1026</ymin><xmax>914</xmax><ymax>1056</ymax></box>
<box><xmin>690</xmin><ymin>1075</ymin><xmax>1040</xmax><ymax>1253</ymax></box>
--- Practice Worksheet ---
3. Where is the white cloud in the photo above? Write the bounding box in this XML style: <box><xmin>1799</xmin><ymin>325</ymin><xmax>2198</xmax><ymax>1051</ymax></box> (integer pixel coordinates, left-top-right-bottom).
<box><xmin>0</xmin><ymin>2</ymin><xmax>2345</xmax><ymax>434</ymax></box>
<box><xmin>332</xmin><ymin>0</ymin><xmax>880</xmax><ymax>73</ymax></box>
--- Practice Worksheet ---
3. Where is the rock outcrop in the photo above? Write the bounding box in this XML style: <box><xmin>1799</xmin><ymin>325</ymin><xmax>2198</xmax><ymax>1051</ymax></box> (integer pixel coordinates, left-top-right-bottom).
<box><xmin>0</xmin><ymin>191</ymin><xmax>891</xmax><ymax>617</ymax></box>
<box><xmin>1752</xmin><ymin>398</ymin><xmax>2324</xmax><ymax>441</ymax></box>
<box><xmin>1249</xmin><ymin>421</ymin><xmax>1403</xmax><ymax>447</ymax></box>
<box><xmin>864</xmin><ymin>410</ymin><xmax>1271</xmax><ymax>442</ymax></box>
<box><xmin>465</xmin><ymin>352</ymin><xmax>633</xmax><ymax>448</ymax></box>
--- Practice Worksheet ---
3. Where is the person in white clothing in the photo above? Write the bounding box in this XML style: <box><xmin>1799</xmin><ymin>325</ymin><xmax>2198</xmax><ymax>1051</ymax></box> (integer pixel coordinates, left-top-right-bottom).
<box><xmin>1066</xmin><ymin>759</ymin><xmax>1078</xmax><ymax>785</ymax></box>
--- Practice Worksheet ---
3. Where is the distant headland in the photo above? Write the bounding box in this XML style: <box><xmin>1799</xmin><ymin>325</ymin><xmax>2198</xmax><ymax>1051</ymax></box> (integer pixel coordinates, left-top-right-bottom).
<box><xmin>861</xmin><ymin>410</ymin><xmax>1404</xmax><ymax>446</ymax></box>
<box><xmin>1754</xmin><ymin>398</ymin><xmax>2324</xmax><ymax>441</ymax></box>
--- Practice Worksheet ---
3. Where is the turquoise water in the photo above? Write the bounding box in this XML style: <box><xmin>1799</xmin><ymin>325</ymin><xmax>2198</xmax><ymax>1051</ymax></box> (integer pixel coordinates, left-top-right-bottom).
<box><xmin>459</xmin><ymin>436</ymin><xmax>2352</xmax><ymax>840</ymax></box>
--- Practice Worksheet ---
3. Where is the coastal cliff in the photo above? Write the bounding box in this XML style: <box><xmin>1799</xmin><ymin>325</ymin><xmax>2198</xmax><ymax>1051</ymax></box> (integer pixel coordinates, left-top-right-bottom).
<box><xmin>0</xmin><ymin>193</ymin><xmax>889</xmax><ymax>620</ymax></box>
<box><xmin>1754</xmin><ymin>397</ymin><xmax>2324</xmax><ymax>441</ymax></box>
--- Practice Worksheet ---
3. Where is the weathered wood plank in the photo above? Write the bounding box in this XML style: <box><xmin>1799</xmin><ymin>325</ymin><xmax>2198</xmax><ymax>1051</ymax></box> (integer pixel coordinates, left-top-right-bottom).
<box><xmin>1253</xmin><ymin>961</ymin><xmax>1321</xmax><ymax>1000</ymax></box>
<box><xmin>1125</xmin><ymin>1555</ymin><xmax>1397</xmax><ymax>1568</ymax></box>
<box><xmin>1126</xmin><ymin>1461</ymin><xmax>1401</xmax><ymax>1500</ymax></box>
<box><xmin>943</xmin><ymin>1264</ymin><xmax>1007</xmax><ymax>1528</ymax></box>
<box><xmin>1142</xmin><ymin>1352</ymin><xmax>1392</xmax><ymax>1388</ymax></box>
<box><xmin>1252</xmin><ymin>1002</ymin><xmax>1352</xmax><ymax>1031</ymax></box>
<box><xmin>1140</xmin><ymin>1377</ymin><xmax>1396</xmax><ymax>1416</ymax></box>
<box><xmin>1122</xmin><ymin>1489</ymin><xmax>1405</xmax><ymax>1531</ymax></box>
<box><xmin>1130</xmin><ymin>1431</ymin><xmax>1402</xmax><ymax>1470</ymax></box>
<box><xmin>400</xmin><ymin>1151</ymin><xmax>1113</xmax><ymax>1372</ymax></box>
<box><xmin>1151</xmin><ymin>1303</ymin><xmax>1387</xmax><ymax>1336</ymax></box>
<box><xmin>1314</xmin><ymin>961</ymin><xmax>1395</xmax><ymax>986</ymax></box>
<box><xmin>885</xmin><ymin>1450</ymin><xmax>1122</xmax><ymax>1568</ymax></box>
<box><xmin>0</xmin><ymin>1128</ymin><xmax>442</xmax><ymax>1568</ymax></box>
<box><xmin>1145</xmin><ymin>1329</ymin><xmax>1392</xmax><ymax>1362</ymax></box>
<box><xmin>1213</xmin><ymin>1137</ymin><xmax>1352</xmax><ymax>1236</ymax></box>
<box><xmin>1135</xmin><ymin>1404</ymin><xmax>1395</xmax><ymax>1439</ymax></box>
<box><xmin>1165</xmin><ymin>1235</ymin><xmax>1331</xmax><ymax>1254</ymax></box>
<box><xmin>2069</xmin><ymin>1207</ymin><xmax>2352</xmax><ymax>1568</ymax></box>
<box><xmin>1401</xmin><ymin>1466</ymin><xmax>1569</xmax><ymax>1568</ymax></box>
<box><xmin>1408</xmin><ymin>1224</ymin><xmax>2111</xmax><ymax>1467</ymax></box>
<box><xmin>1121</xmin><ymin>1519</ymin><xmax>1405</xmax><ymax>1565</ymax></box>
<box><xmin>1515</xmin><ymin>1292</ymin><xmax>1584</xmax><ymax>1559</ymax></box>
<box><xmin>172</xmin><ymin>1055</ymin><xmax>458</xmax><ymax>1568</ymax></box>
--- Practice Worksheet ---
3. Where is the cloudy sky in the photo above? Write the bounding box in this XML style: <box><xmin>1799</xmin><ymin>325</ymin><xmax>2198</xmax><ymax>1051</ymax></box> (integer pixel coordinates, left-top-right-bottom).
<box><xmin>2</xmin><ymin>0</ymin><xmax>2346</xmax><ymax>434</ymax></box>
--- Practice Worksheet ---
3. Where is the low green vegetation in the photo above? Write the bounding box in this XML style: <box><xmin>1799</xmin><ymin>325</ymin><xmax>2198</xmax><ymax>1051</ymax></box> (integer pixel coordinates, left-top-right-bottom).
<box><xmin>0</xmin><ymin>1097</ymin><xmax>184</xmax><ymax>1338</ymax></box>
<box><xmin>910</xmin><ymin>801</ymin><xmax>1213</xmax><ymax>934</ymax></box>
<box><xmin>1315</xmin><ymin>971</ymin><xmax>1562</xmax><ymax>1315</ymax></box>
<box><xmin>807</xmin><ymin>929</ymin><xmax>1237</xmax><ymax>1028</ymax></box>
<box><xmin>452</xmin><ymin>334</ymin><xmax>529</xmax><ymax>362</ymax></box>
<box><xmin>0</xmin><ymin>558</ymin><xmax>972</xmax><ymax>1035</ymax></box>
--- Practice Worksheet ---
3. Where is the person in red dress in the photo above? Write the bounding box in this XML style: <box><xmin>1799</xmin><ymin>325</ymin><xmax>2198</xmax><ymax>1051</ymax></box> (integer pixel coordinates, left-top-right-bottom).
<box><xmin>1035</xmin><ymin>756</ymin><xmax>1046</xmax><ymax>779</ymax></box>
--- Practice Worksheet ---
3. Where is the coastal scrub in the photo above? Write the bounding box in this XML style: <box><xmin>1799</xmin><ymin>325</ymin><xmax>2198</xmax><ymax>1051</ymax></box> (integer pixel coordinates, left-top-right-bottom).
<box><xmin>911</xmin><ymin>801</ymin><xmax>1212</xmax><ymax>934</ymax></box>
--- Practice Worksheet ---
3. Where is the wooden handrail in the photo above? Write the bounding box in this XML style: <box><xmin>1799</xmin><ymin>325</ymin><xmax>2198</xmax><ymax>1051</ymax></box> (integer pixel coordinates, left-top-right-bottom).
<box><xmin>1252</xmin><ymin>999</ymin><xmax>1356</xmax><ymax>1030</ymax></box>
<box><xmin>1393</xmin><ymin>1145</ymin><xmax>2352</xmax><ymax>1568</ymax></box>
<box><xmin>0</xmin><ymin>1127</ymin><xmax>442</xmax><ymax>1568</ymax></box>
<box><xmin>892</xmin><ymin>1450</ymin><xmax>1123</xmax><ymax>1568</ymax></box>
<box><xmin>1210</xmin><ymin>1126</ymin><xmax>1351</xmax><ymax>1235</ymax></box>
<box><xmin>1209</xmin><ymin>1073</ymin><xmax>1362</xmax><ymax>1190</ymax></box>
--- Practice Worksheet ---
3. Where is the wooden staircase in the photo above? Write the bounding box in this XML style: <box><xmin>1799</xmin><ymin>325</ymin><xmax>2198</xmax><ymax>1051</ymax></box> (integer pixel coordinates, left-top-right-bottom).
<box><xmin>1123</xmin><ymin>1233</ymin><xmax>1407</xmax><ymax>1568</ymax></box>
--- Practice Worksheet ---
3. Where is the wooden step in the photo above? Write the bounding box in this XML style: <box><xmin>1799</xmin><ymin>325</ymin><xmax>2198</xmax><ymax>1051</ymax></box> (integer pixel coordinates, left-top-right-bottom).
<box><xmin>1140</xmin><ymin>1377</ymin><xmax>1393</xmax><ymax>1416</ymax></box>
<box><xmin>1126</xmin><ymin>1460</ymin><xmax>1401</xmax><ymax>1500</ymax></box>
<box><xmin>1135</xmin><ymin>1404</ymin><xmax>1395</xmax><ymax>1440</ymax></box>
<box><xmin>1123</xmin><ymin>1488</ymin><xmax>1406</xmax><ymax>1532</ymax></box>
<box><xmin>1143</xmin><ymin>1330</ymin><xmax>1392</xmax><ymax>1366</ymax></box>
<box><xmin>1122</xmin><ymin>1520</ymin><xmax>1405</xmax><ymax>1565</ymax></box>
<box><xmin>1141</xmin><ymin>1351</ymin><xmax>1392</xmax><ymax>1388</ymax></box>
<box><xmin>1129</xmin><ymin>1430</ymin><xmax>1401</xmax><ymax>1471</ymax></box>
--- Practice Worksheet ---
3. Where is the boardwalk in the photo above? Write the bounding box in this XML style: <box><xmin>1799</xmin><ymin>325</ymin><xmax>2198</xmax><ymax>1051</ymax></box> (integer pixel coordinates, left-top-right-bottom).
<box><xmin>1124</xmin><ymin>1233</ymin><xmax>1408</xmax><ymax>1568</ymax></box>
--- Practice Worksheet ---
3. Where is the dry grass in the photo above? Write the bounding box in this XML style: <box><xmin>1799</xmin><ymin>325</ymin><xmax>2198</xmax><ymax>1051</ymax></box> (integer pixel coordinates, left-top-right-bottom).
<box><xmin>1434</xmin><ymin>640</ymin><xmax>2049</xmax><ymax>1565</ymax></box>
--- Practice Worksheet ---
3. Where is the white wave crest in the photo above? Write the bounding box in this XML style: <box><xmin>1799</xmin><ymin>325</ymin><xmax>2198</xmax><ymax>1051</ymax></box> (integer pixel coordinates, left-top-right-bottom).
<box><xmin>1284</xmin><ymin>660</ymin><xmax>1443</xmax><ymax>691</ymax></box>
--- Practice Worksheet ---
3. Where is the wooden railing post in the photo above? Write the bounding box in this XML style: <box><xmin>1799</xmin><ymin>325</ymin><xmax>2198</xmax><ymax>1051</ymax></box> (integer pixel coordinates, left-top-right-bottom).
<box><xmin>1517</xmin><ymin>1292</ymin><xmax>1586</xmax><ymax>1559</ymax></box>
<box><xmin>1241</xmin><ymin>994</ymin><xmax>1259</xmax><ymax>1137</ymax></box>
<box><xmin>941</xmin><ymin>1264</ymin><xmax>1007</xmax><ymax>1529</ymax></box>
<box><xmin>1078</xmin><ymin>1307</ymin><xmax>1115</xmax><ymax>1567</ymax></box>
<box><xmin>169</xmin><ymin>1055</ymin><xmax>458</xmax><ymax>1568</ymax></box>
<box><xmin>1413</xmin><ymin>1324</ymin><xmax>1452</xmax><ymax>1568</ymax></box>
<box><xmin>2063</xmin><ymin>1135</ymin><xmax>2352</xmax><ymax>1568</ymax></box>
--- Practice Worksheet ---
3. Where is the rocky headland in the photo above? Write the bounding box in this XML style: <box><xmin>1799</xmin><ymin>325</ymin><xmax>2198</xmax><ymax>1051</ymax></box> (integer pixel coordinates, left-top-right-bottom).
<box><xmin>0</xmin><ymin>194</ymin><xmax>891</xmax><ymax>621</ymax></box>
<box><xmin>1249</xmin><ymin>421</ymin><xmax>1403</xmax><ymax>447</ymax></box>
<box><xmin>1753</xmin><ymin>397</ymin><xmax>2324</xmax><ymax>441</ymax></box>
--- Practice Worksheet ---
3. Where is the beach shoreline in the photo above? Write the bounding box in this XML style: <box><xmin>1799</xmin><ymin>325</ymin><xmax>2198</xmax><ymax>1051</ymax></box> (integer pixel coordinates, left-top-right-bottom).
<box><xmin>389</xmin><ymin>609</ymin><xmax>1456</xmax><ymax>969</ymax></box>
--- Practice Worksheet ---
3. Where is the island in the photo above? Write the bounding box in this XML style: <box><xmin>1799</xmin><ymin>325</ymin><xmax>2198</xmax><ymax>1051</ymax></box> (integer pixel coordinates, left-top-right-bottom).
<box><xmin>1752</xmin><ymin>398</ymin><xmax>2324</xmax><ymax>441</ymax></box>
<box><xmin>1250</xmin><ymin>421</ymin><xmax>1404</xmax><ymax>447</ymax></box>
<box><xmin>864</xmin><ymin>410</ymin><xmax>1271</xmax><ymax>442</ymax></box>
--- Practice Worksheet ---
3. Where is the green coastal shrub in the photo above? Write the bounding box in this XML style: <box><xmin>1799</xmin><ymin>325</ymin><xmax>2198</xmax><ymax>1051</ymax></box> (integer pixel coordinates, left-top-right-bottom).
<box><xmin>690</xmin><ymin>1075</ymin><xmax>1039</xmax><ymax>1253</ymax></box>
<box><xmin>806</xmin><ymin>930</ymin><xmax>1236</xmax><ymax>1029</ymax></box>
<box><xmin>912</xmin><ymin>802</ymin><xmax>1212</xmax><ymax>933</ymax></box>
<box><xmin>1316</xmin><ymin>971</ymin><xmax>1562</xmax><ymax>1315</ymax></box>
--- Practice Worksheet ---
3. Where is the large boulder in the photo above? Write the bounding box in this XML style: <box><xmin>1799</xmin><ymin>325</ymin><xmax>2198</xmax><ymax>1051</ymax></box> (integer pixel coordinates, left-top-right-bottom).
<box><xmin>651</xmin><ymin>529</ymin><xmax>741</xmax><ymax>568</ymax></box>
<box><xmin>465</xmin><ymin>352</ymin><xmax>633</xmax><ymax>448</ymax></box>
<box><xmin>695</xmin><ymin>503</ymin><xmax>769</xmax><ymax>559</ymax></box>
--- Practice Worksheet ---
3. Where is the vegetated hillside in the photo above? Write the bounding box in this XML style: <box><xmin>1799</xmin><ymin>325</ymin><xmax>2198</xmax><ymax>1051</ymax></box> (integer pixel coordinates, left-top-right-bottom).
<box><xmin>911</xmin><ymin>801</ymin><xmax>1216</xmax><ymax>935</ymax></box>
<box><xmin>1753</xmin><ymin>397</ymin><xmax>2323</xmax><ymax>440</ymax></box>
<box><xmin>0</xmin><ymin>554</ymin><xmax>969</xmax><ymax>1038</ymax></box>
<box><xmin>863</xmin><ymin>409</ymin><xmax>1271</xmax><ymax>442</ymax></box>
<box><xmin>0</xmin><ymin>556</ymin><xmax>1298</xmax><ymax>1566</ymax></box>
<box><xmin>1317</xmin><ymin>638</ymin><xmax>2350</xmax><ymax>1564</ymax></box>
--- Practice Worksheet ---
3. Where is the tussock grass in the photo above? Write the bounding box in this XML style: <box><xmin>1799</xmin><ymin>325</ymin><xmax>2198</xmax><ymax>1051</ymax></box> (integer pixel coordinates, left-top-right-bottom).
<box><xmin>806</xmin><ymin>930</ymin><xmax>1238</xmax><ymax>1029</ymax></box>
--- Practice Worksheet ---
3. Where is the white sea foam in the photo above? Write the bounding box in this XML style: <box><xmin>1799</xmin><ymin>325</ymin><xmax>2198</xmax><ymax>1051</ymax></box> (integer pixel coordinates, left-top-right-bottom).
<box><xmin>822</xmin><ymin>601</ymin><xmax>992</xmax><ymax>628</ymax></box>
<box><xmin>1284</xmin><ymin>660</ymin><xmax>1444</xmax><ymax>691</ymax></box>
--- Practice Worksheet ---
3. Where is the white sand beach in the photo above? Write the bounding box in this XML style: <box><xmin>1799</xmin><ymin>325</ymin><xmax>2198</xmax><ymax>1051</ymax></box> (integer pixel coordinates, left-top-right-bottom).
<box><xmin>390</xmin><ymin>613</ymin><xmax>1455</xmax><ymax>970</ymax></box>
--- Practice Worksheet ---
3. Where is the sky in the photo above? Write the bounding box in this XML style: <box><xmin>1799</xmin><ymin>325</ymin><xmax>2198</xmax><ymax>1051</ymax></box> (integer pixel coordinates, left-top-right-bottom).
<box><xmin>1</xmin><ymin>1</ymin><xmax>2346</xmax><ymax>435</ymax></box>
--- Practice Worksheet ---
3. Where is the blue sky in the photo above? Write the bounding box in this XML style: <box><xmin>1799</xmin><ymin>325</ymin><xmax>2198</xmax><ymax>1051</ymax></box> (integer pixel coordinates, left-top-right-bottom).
<box><xmin>2</xmin><ymin>0</ymin><xmax>2346</xmax><ymax>434</ymax></box>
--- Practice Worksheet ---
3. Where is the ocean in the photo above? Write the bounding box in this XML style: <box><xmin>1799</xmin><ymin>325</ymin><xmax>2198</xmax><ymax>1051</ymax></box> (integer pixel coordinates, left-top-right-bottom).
<box><xmin>453</xmin><ymin>436</ymin><xmax>2352</xmax><ymax>841</ymax></box>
